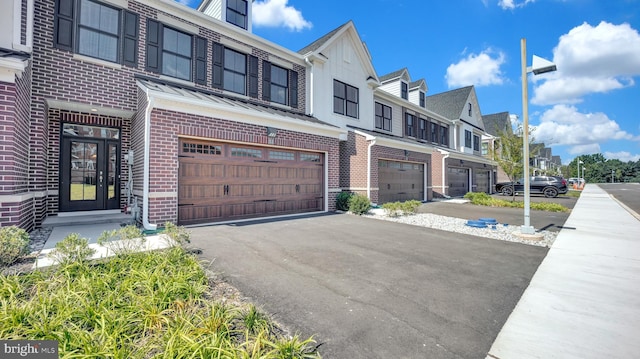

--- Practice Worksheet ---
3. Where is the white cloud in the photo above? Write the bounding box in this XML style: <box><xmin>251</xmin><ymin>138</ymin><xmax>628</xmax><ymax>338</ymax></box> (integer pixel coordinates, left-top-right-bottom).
<box><xmin>445</xmin><ymin>49</ymin><xmax>506</xmax><ymax>88</ymax></box>
<box><xmin>531</xmin><ymin>21</ymin><xmax>640</xmax><ymax>105</ymax></box>
<box><xmin>604</xmin><ymin>151</ymin><xmax>640</xmax><ymax>162</ymax></box>
<box><xmin>533</xmin><ymin>105</ymin><xmax>637</xmax><ymax>155</ymax></box>
<box><xmin>253</xmin><ymin>0</ymin><xmax>312</xmax><ymax>32</ymax></box>
<box><xmin>498</xmin><ymin>0</ymin><xmax>535</xmax><ymax>10</ymax></box>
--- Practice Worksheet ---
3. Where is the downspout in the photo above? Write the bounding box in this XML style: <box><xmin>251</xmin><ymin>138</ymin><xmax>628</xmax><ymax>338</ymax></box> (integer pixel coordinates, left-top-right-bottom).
<box><xmin>367</xmin><ymin>138</ymin><xmax>377</xmax><ymax>200</ymax></box>
<box><xmin>142</xmin><ymin>96</ymin><xmax>157</xmax><ymax>231</ymax></box>
<box><xmin>437</xmin><ymin>149</ymin><xmax>450</xmax><ymax>198</ymax></box>
<box><xmin>304</xmin><ymin>57</ymin><xmax>313</xmax><ymax>115</ymax></box>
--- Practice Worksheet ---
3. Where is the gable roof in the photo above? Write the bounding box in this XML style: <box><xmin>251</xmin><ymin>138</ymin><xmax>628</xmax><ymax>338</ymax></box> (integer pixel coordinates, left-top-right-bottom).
<box><xmin>425</xmin><ymin>86</ymin><xmax>474</xmax><ymax>121</ymax></box>
<box><xmin>409</xmin><ymin>79</ymin><xmax>427</xmax><ymax>92</ymax></box>
<box><xmin>298</xmin><ymin>21</ymin><xmax>350</xmax><ymax>55</ymax></box>
<box><xmin>298</xmin><ymin>21</ymin><xmax>378</xmax><ymax>83</ymax></box>
<box><xmin>379</xmin><ymin>68</ymin><xmax>409</xmax><ymax>83</ymax></box>
<box><xmin>482</xmin><ymin>112</ymin><xmax>512</xmax><ymax>136</ymax></box>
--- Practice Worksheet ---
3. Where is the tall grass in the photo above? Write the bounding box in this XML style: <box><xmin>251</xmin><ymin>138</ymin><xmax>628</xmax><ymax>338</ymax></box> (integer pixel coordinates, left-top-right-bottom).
<box><xmin>0</xmin><ymin>246</ymin><xmax>320</xmax><ymax>358</ymax></box>
<box><xmin>464</xmin><ymin>192</ymin><xmax>569</xmax><ymax>212</ymax></box>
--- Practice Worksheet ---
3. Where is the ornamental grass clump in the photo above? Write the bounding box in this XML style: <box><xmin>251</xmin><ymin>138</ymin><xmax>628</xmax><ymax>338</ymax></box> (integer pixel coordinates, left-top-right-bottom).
<box><xmin>382</xmin><ymin>200</ymin><xmax>422</xmax><ymax>217</ymax></box>
<box><xmin>47</xmin><ymin>232</ymin><xmax>96</xmax><ymax>266</ymax></box>
<box><xmin>97</xmin><ymin>225</ymin><xmax>146</xmax><ymax>256</ymax></box>
<box><xmin>0</xmin><ymin>226</ymin><xmax>30</xmax><ymax>266</ymax></box>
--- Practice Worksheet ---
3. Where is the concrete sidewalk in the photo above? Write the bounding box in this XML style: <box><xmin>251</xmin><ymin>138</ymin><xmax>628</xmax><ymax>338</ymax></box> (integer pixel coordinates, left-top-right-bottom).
<box><xmin>486</xmin><ymin>184</ymin><xmax>640</xmax><ymax>359</ymax></box>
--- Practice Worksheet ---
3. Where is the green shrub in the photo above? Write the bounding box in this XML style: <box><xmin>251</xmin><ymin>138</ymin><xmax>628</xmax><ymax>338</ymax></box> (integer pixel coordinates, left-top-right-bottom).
<box><xmin>381</xmin><ymin>202</ymin><xmax>402</xmax><ymax>217</ymax></box>
<box><xmin>98</xmin><ymin>225</ymin><xmax>146</xmax><ymax>256</ymax></box>
<box><xmin>348</xmin><ymin>193</ymin><xmax>371</xmax><ymax>215</ymax></box>
<box><xmin>464</xmin><ymin>192</ymin><xmax>569</xmax><ymax>212</ymax></box>
<box><xmin>335</xmin><ymin>191</ymin><xmax>353</xmax><ymax>211</ymax></box>
<box><xmin>464</xmin><ymin>192</ymin><xmax>493</xmax><ymax>205</ymax></box>
<box><xmin>0</xmin><ymin>226</ymin><xmax>30</xmax><ymax>266</ymax></box>
<box><xmin>382</xmin><ymin>200</ymin><xmax>422</xmax><ymax>217</ymax></box>
<box><xmin>401</xmin><ymin>200</ymin><xmax>422</xmax><ymax>214</ymax></box>
<box><xmin>47</xmin><ymin>233</ymin><xmax>96</xmax><ymax>265</ymax></box>
<box><xmin>162</xmin><ymin>221</ymin><xmax>191</xmax><ymax>247</ymax></box>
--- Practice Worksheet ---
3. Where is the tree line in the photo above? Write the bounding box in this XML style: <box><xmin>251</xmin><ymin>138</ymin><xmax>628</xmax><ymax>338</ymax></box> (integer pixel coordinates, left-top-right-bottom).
<box><xmin>561</xmin><ymin>154</ymin><xmax>640</xmax><ymax>183</ymax></box>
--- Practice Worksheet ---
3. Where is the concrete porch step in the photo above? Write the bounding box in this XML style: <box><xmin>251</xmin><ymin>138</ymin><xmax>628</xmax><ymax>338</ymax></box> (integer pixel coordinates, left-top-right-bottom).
<box><xmin>42</xmin><ymin>210</ymin><xmax>133</xmax><ymax>227</ymax></box>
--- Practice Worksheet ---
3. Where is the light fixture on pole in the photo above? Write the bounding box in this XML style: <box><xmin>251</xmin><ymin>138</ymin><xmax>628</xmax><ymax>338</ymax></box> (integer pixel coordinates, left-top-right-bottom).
<box><xmin>577</xmin><ymin>158</ymin><xmax>583</xmax><ymax>184</ymax></box>
<box><xmin>520</xmin><ymin>38</ymin><xmax>557</xmax><ymax>235</ymax></box>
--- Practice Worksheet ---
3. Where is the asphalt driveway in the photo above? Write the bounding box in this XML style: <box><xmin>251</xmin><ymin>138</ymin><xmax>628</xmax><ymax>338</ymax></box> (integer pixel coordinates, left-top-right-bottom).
<box><xmin>189</xmin><ymin>213</ymin><xmax>547</xmax><ymax>359</ymax></box>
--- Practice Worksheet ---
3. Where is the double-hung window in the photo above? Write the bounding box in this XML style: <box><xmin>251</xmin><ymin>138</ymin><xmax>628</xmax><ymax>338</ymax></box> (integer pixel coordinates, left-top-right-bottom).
<box><xmin>418</xmin><ymin>118</ymin><xmax>428</xmax><ymax>140</ymax></box>
<box><xmin>262</xmin><ymin>61</ymin><xmax>298</xmax><ymax>107</ymax></box>
<box><xmin>401</xmin><ymin>82</ymin><xmax>408</xmax><ymax>100</ymax></box>
<box><xmin>473</xmin><ymin>135</ymin><xmax>480</xmax><ymax>151</ymax></box>
<box><xmin>146</xmin><ymin>20</ymin><xmax>207</xmax><ymax>84</ymax></box>
<box><xmin>375</xmin><ymin>102</ymin><xmax>392</xmax><ymax>131</ymax></box>
<box><xmin>212</xmin><ymin>43</ymin><xmax>258</xmax><ymax>97</ymax></box>
<box><xmin>162</xmin><ymin>27</ymin><xmax>192</xmax><ymax>81</ymax></box>
<box><xmin>333</xmin><ymin>80</ymin><xmax>359</xmax><ymax>118</ymax></box>
<box><xmin>223</xmin><ymin>48</ymin><xmax>246</xmax><ymax>94</ymax></box>
<box><xmin>430</xmin><ymin>121</ymin><xmax>438</xmax><ymax>143</ymax></box>
<box><xmin>465</xmin><ymin>130</ymin><xmax>472</xmax><ymax>148</ymax></box>
<box><xmin>405</xmin><ymin>113</ymin><xmax>416</xmax><ymax>137</ymax></box>
<box><xmin>54</xmin><ymin>0</ymin><xmax>139</xmax><ymax>66</ymax></box>
<box><xmin>226</xmin><ymin>0</ymin><xmax>248</xmax><ymax>29</ymax></box>
<box><xmin>440</xmin><ymin>125</ymin><xmax>449</xmax><ymax>146</ymax></box>
<box><xmin>419</xmin><ymin>91</ymin><xmax>425</xmax><ymax>108</ymax></box>
<box><xmin>270</xmin><ymin>65</ymin><xmax>289</xmax><ymax>105</ymax></box>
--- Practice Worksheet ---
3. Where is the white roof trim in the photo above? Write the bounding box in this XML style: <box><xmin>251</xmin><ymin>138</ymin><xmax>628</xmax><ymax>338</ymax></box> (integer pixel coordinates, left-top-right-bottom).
<box><xmin>353</xmin><ymin>130</ymin><xmax>433</xmax><ymax>153</ymax></box>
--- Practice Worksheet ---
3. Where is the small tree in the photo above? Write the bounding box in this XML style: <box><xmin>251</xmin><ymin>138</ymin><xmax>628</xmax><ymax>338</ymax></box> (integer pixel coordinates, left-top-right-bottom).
<box><xmin>491</xmin><ymin>125</ymin><xmax>538</xmax><ymax>201</ymax></box>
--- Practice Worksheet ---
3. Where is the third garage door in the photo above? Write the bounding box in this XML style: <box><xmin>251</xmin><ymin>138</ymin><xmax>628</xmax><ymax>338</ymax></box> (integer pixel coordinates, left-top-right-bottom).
<box><xmin>475</xmin><ymin>170</ymin><xmax>490</xmax><ymax>193</ymax></box>
<box><xmin>178</xmin><ymin>139</ymin><xmax>324</xmax><ymax>225</ymax></box>
<box><xmin>378</xmin><ymin>160</ymin><xmax>424</xmax><ymax>204</ymax></box>
<box><xmin>448</xmin><ymin>167</ymin><xmax>469</xmax><ymax>197</ymax></box>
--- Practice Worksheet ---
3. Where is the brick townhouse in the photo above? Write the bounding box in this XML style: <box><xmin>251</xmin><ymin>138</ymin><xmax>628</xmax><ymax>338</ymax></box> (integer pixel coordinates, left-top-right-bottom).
<box><xmin>1</xmin><ymin>0</ymin><xmax>345</xmax><ymax>230</ymax></box>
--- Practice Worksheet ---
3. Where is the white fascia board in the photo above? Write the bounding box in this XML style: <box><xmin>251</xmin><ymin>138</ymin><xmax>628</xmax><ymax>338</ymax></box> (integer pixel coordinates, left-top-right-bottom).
<box><xmin>0</xmin><ymin>57</ymin><xmax>28</xmax><ymax>82</ymax></box>
<box><xmin>374</xmin><ymin>90</ymin><xmax>451</xmax><ymax>124</ymax></box>
<box><xmin>45</xmin><ymin>99</ymin><xmax>135</xmax><ymax>118</ymax></box>
<box><xmin>353</xmin><ymin>130</ymin><xmax>433</xmax><ymax>154</ymax></box>
<box><xmin>147</xmin><ymin>89</ymin><xmax>345</xmax><ymax>139</ymax></box>
<box><xmin>448</xmin><ymin>151</ymin><xmax>496</xmax><ymax>165</ymax></box>
<box><xmin>137</xmin><ymin>0</ymin><xmax>303</xmax><ymax>64</ymax></box>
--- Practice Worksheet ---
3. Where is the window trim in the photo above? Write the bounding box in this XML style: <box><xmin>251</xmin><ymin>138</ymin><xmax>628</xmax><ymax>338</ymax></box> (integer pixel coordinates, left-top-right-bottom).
<box><xmin>161</xmin><ymin>26</ymin><xmax>193</xmax><ymax>81</ymax></box>
<box><xmin>375</xmin><ymin>102</ymin><xmax>392</xmax><ymax>131</ymax></box>
<box><xmin>465</xmin><ymin>130</ymin><xmax>472</xmax><ymax>148</ymax></box>
<box><xmin>333</xmin><ymin>79</ymin><xmax>359</xmax><ymax>119</ymax></box>
<box><xmin>222</xmin><ymin>47</ymin><xmax>247</xmax><ymax>95</ymax></box>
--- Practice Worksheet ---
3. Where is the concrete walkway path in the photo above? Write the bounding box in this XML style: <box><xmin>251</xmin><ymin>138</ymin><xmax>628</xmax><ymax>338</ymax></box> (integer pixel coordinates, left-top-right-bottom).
<box><xmin>486</xmin><ymin>184</ymin><xmax>640</xmax><ymax>359</ymax></box>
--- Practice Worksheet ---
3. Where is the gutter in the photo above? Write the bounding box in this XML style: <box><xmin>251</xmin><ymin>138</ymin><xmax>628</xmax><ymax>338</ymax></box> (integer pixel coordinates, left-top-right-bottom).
<box><xmin>437</xmin><ymin>148</ymin><xmax>451</xmax><ymax>198</ymax></box>
<box><xmin>142</xmin><ymin>95</ymin><xmax>158</xmax><ymax>231</ymax></box>
<box><xmin>304</xmin><ymin>57</ymin><xmax>313</xmax><ymax>115</ymax></box>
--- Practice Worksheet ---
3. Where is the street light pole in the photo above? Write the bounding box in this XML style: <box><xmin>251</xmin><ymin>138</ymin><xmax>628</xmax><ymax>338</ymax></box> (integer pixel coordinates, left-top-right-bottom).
<box><xmin>519</xmin><ymin>38</ymin><xmax>556</xmax><ymax>235</ymax></box>
<box><xmin>520</xmin><ymin>38</ymin><xmax>534</xmax><ymax>234</ymax></box>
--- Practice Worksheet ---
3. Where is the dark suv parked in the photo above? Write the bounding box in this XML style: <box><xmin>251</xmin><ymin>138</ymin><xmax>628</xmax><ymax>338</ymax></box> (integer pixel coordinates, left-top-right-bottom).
<box><xmin>496</xmin><ymin>176</ymin><xmax>568</xmax><ymax>198</ymax></box>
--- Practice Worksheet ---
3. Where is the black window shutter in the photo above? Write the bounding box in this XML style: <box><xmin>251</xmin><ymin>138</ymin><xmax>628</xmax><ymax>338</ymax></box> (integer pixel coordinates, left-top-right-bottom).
<box><xmin>262</xmin><ymin>61</ymin><xmax>271</xmax><ymax>102</ymax></box>
<box><xmin>123</xmin><ymin>11</ymin><xmax>139</xmax><ymax>67</ymax></box>
<box><xmin>248</xmin><ymin>55</ymin><xmax>259</xmax><ymax>98</ymax></box>
<box><xmin>212</xmin><ymin>42</ymin><xmax>224</xmax><ymax>89</ymax></box>
<box><xmin>289</xmin><ymin>70</ymin><xmax>298</xmax><ymax>108</ymax></box>
<box><xmin>54</xmin><ymin>0</ymin><xmax>74</xmax><ymax>51</ymax></box>
<box><xmin>195</xmin><ymin>36</ymin><xmax>207</xmax><ymax>85</ymax></box>
<box><xmin>146</xmin><ymin>19</ymin><xmax>161</xmax><ymax>73</ymax></box>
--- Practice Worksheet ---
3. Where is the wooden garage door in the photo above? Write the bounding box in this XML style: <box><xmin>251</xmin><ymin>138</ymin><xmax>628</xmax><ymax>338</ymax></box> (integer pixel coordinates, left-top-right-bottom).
<box><xmin>178</xmin><ymin>140</ymin><xmax>324</xmax><ymax>225</ymax></box>
<box><xmin>475</xmin><ymin>170</ymin><xmax>490</xmax><ymax>193</ymax></box>
<box><xmin>448</xmin><ymin>167</ymin><xmax>469</xmax><ymax>197</ymax></box>
<box><xmin>378</xmin><ymin>160</ymin><xmax>424</xmax><ymax>204</ymax></box>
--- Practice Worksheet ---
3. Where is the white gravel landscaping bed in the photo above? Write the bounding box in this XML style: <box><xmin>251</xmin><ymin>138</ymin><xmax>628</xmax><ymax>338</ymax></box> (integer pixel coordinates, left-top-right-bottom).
<box><xmin>363</xmin><ymin>209</ymin><xmax>557</xmax><ymax>247</ymax></box>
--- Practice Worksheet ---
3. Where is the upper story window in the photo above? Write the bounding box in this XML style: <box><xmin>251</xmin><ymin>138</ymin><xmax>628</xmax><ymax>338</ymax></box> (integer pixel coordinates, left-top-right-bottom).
<box><xmin>375</xmin><ymin>102</ymin><xmax>392</xmax><ymax>131</ymax></box>
<box><xmin>263</xmin><ymin>62</ymin><xmax>298</xmax><ymax>108</ymax></box>
<box><xmin>430</xmin><ymin>121</ymin><xmax>438</xmax><ymax>143</ymax></box>
<box><xmin>440</xmin><ymin>125</ymin><xmax>449</xmax><ymax>146</ymax></box>
<box><xmin>418</xmin><ymin>118</ymin><xmax>428</xmax><ymax>140</ymax></box>
<box><xmin>405</xmin><ymin>113</ymin><xmax>416</xmax><ymax>137</ymax></box>
<box><xmin>333</xmin><ymin>80</ymin><xmax>359</xmax><ymax>118</ymax></box>
<box><xmin>162</xmin><ymin>27</ymin><xmax>192</xmax><ymax>81</ymax></box>
<box><xmin>482</xmin><ymin>142</ymin><xmax>489</xmax><ymax>156</ymax></box>
<box><xmin>473</xmin><ymin>134</ymin><xmax>480</xmax><ymax>151</ymax></box>
<box><xmin>146</xmin><ymin>20</ymin><xmax>207</xmax><ymax>84</ymax></box>
<box><xmin>468</xmin><ymin>103</ymin><xmax>472</xmax><ymax>116</ymax></box>
<box><xmin>465</xmin><ymin>130</ymin><xmax>472</xmax><ymax>148</ymax></box>
<box><xmin>401</xmin><ymin>82</ymin><xmax>408</xmax><ymax>100</ymax></box>
<box><xmin>419</xmin><ymin>91</ymin><xmax>425</xmax><ymax>108</ymax></box>
<box><xmin>54</xmin><ymin>0</ymin><xmax>139</xmax><ymax>66</ymax></box>
<box><xmin>223</xmin><ymin>48</ymin><xmax>246</xmax><ymax>94</ymax></box>
<box><xmin>226</xmin><ymin>0</ymin><xmax>248</xmax><ymax>29</ymax></box>
<box><xmin>212</xmin><ymin>43</ymin><xmax>258</xmax><ymax>97</ymax></box>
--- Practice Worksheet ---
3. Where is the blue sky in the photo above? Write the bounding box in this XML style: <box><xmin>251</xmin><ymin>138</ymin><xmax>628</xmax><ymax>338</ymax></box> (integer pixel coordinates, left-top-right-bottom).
<box><xmin>180</xmin><ymin>0</ymin><xmax>640</xmax><ymax>164</ymax></box>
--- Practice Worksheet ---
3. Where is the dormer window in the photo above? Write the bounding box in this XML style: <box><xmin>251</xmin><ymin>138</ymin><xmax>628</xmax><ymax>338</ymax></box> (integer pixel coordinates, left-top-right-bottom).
<box><xmin>468</xmin><ymin>103</ymin><xmax>472</xmax><ymax>116</ymax></box>
<box><xmin>401</xmin><ymin>82</ymin><xmax>408</xmax><ymax>100</ymax></box>
<box><xmin>227</xmin><ymin>0</ymin><xmax>248</xmax><ymax>29</ymax></box>
<box><xmin>419</xmin><ymin>91</ymin><xmax>425</xmax><ymax>108</ymax></box>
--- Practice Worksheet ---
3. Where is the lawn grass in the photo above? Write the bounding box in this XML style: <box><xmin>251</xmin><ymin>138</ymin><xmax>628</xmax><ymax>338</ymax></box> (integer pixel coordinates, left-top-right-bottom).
<box><xmin>0</xmin><ymin>246</ymin><xmax>320</xmax><ymax>358</ymax></box>
<box><xmin>464</xmin><ymin>192</ymin><xmax>570</xmax><ymax>212</ymax></box>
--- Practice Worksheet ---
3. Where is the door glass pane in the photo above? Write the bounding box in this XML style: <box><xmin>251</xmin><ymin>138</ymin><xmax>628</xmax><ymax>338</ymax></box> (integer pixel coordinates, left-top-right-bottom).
<box><xmin>70</xmin><ymin>141</ymin><xmax>97</xmax><ymax>201</ymax></box>
<box><xmin>108</xmin><ymin>144</ymin><xmax>117</xmax><ymax>200</ymax></box>
<box><xmin>63</xmin><ymin>124</ymin><xmax>119</xmax><ymax>139</ymax></box>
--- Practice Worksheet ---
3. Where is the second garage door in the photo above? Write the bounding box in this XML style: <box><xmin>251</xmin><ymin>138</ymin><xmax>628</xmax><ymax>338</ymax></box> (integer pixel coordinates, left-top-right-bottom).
<box><xmin>178</xmin><ymin>139</ymin><xmax>324</xmax><ymax>225</ymax></box>
<box><xmin>448</xmin><ymin>167</ymin><xmax>469</xmax><ymax>197</ymax></box>
<box><xmin>475</xmin><ymin>170</ymin><xmax>491</xmax><ymax>194</ymax></box>
<box><xmin>378</xmin><ymin>160</ymin><xmax>424</xmax><ymax>204</ymax></box>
